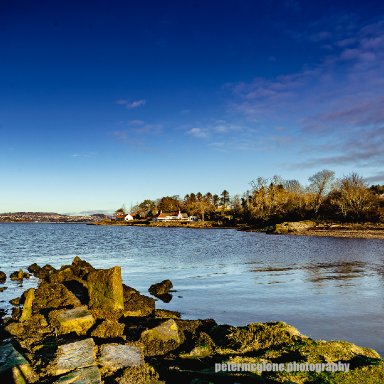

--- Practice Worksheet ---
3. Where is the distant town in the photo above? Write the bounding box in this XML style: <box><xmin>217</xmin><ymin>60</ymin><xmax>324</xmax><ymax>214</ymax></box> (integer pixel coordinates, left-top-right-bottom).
<box><xmin>0</xmin><ymin>212</ymin><xmax>107</xmax><ymax>223</ymax></box>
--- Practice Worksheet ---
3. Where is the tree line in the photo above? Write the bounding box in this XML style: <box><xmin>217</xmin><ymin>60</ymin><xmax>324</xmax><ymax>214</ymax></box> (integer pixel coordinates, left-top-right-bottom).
<box><xmin>117</xmin><ymin>170</ymin><xmax>383</xmax><ymax>225</ymax></box>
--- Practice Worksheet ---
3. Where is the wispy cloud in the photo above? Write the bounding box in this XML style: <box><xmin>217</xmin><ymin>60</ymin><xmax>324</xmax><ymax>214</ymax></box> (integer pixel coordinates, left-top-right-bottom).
<box><xmin>228</xmin><ymin>17</ymin><xmax>384</xmax><ymax>169</ymax></box>
<box><xmin>70</xmin><ymin>153</ymin><xmax>94</xmax><ymax>158</ymax></box>
<box><xmin>115</xmin><ymin>99</ymin><xmax>146</xmax><ymax>109</ymax></box>
<box><xmin>187</xmin><ymin>127</ymin><xmax>208</xmax><ymax>139</ymax></box>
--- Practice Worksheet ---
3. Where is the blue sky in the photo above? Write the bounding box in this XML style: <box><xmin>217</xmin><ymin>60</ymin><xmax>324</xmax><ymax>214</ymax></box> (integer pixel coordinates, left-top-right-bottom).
<box><xmin>1</xmin><ymin>0</ymin><xmax>383</xmax><ymax>213</ymax></box>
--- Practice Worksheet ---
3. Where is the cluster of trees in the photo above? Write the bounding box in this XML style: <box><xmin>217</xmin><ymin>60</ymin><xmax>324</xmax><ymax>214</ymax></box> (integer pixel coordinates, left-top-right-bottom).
<box><xmin>130</xmin><ymin>190</ymin><xmax>232</xmax><ymax>222</ymax></box>
<box><xmin>243</xmin><ymin>170</ymin><xmax>382</xmax><ymax>225</ymax></box>
<box><xmin>118</xmin><ymin>170</ymin><xmax>383</xmax><ymax>225</ymax></box>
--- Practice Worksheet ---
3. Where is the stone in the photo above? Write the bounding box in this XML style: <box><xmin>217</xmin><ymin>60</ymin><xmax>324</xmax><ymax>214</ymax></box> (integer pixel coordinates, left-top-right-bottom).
<box><xmin>71</xmin><ymin>256</ymin><xmax>96</xmax><ymax>279</ymax></box>
<box><xmin>10</xmin><ymin>297</ymin><xmax>21</xmax><ymax>306</ymax></box>
<box><xmin>52</xmin><ymin>366</ymin><xmax>101</xmax><ymax>384</ymax></box>
<box><xmin>155</xmin><ymin>309</ymin><xmax>181</xmax><ymax>319</ymax></box>
<box><xmin>27</xmin><ymin>263</ymin><xmax>41</xmax><ymax>274</ymax></box>
<box><xmin>0</xmin><ymin>287</ymin><xmax>7</xmax><ymax>292</ymax></box>
<box><xmin>47</xmin><ymin>338</ymin><xmax>96</xmax><ymax>376</ymax></box>
<box><xmin>123</xmin><ymin>285</ymin><xmax>155</xmax><ymax>317</ymax></box>
<box><xmin>148</xmin><ymin>279</ymin><xmax>173</xmax><ymax>296</ymax></box>
<box><xmin>11</xmin><ymin>307</ymin><xmax>21</xmax><ymax>321</ymax></box>
<box><xmin>140</xmin><ymin>319</ymin><xmax>183</xmax><ymax>356</ymax></box>
<box><xmin>49</xmin><ymin>306</ymin><xmax>95</xmax><ymax>335</ymax></box>
<box><xmin>33</xmin><ymin>282</ymin><xmax>82</xmax><ymax>313</ymax></box>
<box><xmin>10</xmin><ymin>269</ymin><xmax>30</xmax><ymax>281</ymax></box>
<box><xmin>0</xmin><ymin>271</ymin><xmax>6</xmax><ymax>284</ymax></box>
<box><xmin>115</xmin><ymin>363</ymin><xmax>163</xmax><ymax>384</ymax></box>
<box><xmin>20</xmin><ymin>288</ymin><xmax>34</xmax><ymax>322</ymax></box>
<box><xmin>91</xmin><ymin>319</ymin><xmax>125</xmax><ymax>339</ymax></box>
<box><xmin>273</xmin><ymin>220</ymin><xmax>315</xmax><ymax>234</ymax></box>
<box><xmin>33</xmin><ymin>264</ymin><xmax>56</xmax><ymax>280</ymax></box>
<box><xmin>87</xmin><ymin>266</ymin><xmax>124</xmax><ymax>312</ymax></box>
<box><xmin>0</xmin><ymin>341</ymin><xmax>39</xmax><ymax>383</ymax></box>
<box><xmin>99</xmin><ymin>344</ymin><xmax>144</xmax><ymax>371</ymax></box>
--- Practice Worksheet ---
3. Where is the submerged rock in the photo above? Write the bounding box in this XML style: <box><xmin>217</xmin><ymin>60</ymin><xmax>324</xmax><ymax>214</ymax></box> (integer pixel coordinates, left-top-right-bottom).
<box><xmin>87</xmin><ymin>266</ymin><xmax>124</xmax><ymax>312</ymax></box>
<box><xmin>0</xmin><ymin>271</ymin><xmax>6</xmax><ymax>284</ymax></box>
<box><xmin>149</xmin><ymin>279</ymin><xmax>173</xmax><ymax>296</ymax></box>
<box><xmin>10</xmin><ymin>269</ymin><xmax>30</xmax><ymax>281</ymax></box>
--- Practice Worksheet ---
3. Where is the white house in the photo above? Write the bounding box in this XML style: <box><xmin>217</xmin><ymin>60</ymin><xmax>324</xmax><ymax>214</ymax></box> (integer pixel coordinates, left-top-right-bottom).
<box><xmin>152</xmin><ymin>210</ymin><xmax>189</xmax><ymax>222</ymax></box>
<box><xmin>124</xmin><ymin>214</ymin><xmax>134</xmax><ymax>221</ymax></box>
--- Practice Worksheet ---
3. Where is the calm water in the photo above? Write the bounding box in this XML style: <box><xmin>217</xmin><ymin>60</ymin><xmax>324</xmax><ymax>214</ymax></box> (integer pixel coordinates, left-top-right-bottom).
<box><xmin>1</xmin><ymin>223</ymin><xmax>383</xmax><ymax>355</ymax></box>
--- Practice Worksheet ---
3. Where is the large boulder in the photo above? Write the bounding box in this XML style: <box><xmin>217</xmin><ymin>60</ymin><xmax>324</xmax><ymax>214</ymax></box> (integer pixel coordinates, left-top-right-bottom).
<box><xmin>47</xmin><ymin>338</ymin><xmax>96</xmax><ymax>376</ymax></box>
<box><xmin>99</xmin><ymin>344</ymin><xmax>144</xmax><ymax>372</ymax></box>
<box><xmin>140</xmin><ymin>319</ymin><xmax>183</xmax><ymax>356</ymax></box>
<box><xmin>48</xmin><ymin>306</ymin><xmax>95</xmax><ymax>336</ymax></box>
<box><xmin>71</xmin><ymin>256</ymin><xmax>96</xmax><ymax>279</ymax></box>
<box><xmin>52</xmin><ymin>366</ymin><xmax>101</xmax><ymax>384</ymax></box>
<box><xmin>0</xmin><ymin>271</ymin><xmax>6</xmax><ymax>284</ymax></box>
<box><xmin>87</xmin><ymin>266</ymin><xmax>124</xmax><ymax>312</ymax></box>
<box><xmin>20</xmin><ymin>288</ymin><xmax>34</xmax><ymax>322</ymax></box>
<box><xmin>33</xmin><ymin>282</ymin><xmax>82</xmax><ymax>313</ymax></box>
<box><xmin>123</xmin><ymin>285</ymin><xmax>155</xmax><ymax>317</ymax></box>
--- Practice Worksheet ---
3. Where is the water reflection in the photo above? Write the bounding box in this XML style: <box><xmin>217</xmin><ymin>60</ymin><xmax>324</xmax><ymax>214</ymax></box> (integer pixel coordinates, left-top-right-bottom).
<box><xmin>304</xmin><ymin>261</ymin><xmax>368</xmax><ymax>285</ymax></box>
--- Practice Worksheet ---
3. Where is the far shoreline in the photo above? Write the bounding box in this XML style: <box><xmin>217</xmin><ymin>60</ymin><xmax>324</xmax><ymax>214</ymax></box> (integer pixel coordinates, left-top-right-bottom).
<box><xmin>1</xmin><ymin>220</ymin><xmax>384</xmax><ymax>239</ymax></box>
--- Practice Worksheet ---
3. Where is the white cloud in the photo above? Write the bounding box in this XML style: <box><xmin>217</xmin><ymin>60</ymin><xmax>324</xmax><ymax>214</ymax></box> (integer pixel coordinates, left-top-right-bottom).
<box><xmin>187</xmin><ymin>127</ymin><xmax>208</xmax><ymax>139</ymax></box>
<box><xmin>115</xmin><ymin>99</ymin><xmax>146</xmax><ymax>109</ymax></box>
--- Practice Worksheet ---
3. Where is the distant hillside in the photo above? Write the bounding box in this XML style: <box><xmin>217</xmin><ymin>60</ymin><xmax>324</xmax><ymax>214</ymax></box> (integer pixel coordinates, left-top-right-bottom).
<box><xmin>0</xmin><ymin>212</ymin><xmax>105</xmax><ymax>223</ymax></box>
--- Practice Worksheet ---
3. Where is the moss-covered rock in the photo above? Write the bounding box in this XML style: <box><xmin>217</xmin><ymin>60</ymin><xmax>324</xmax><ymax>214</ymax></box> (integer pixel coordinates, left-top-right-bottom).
<box><xmin>33</xmin><ymin>282</ymin><xmax>82</xmax><ymax>313</ymax></box>
<box><xmin>91</xmin><ymin>319</ymin><xmax>125</xmax><ymax>339</ymax></box>
<box><xmin>10</xmin><ymin>269</ymin><xmax>30</xmax><ymax>281</ymax></box>
<box><xmin>87</xmin><ymin>266</ymin><xmax>124</xmax><ymax>312</ymax></box>
<box><xmin>123</xmin><ymin>284</ymin><xmax>155</xmax><ymax>317</ymax></box>
<box><xmin>48</xmin><ymin>306</ymin><xmax>95</xmax><ymax>336</ymax></box>
<box><xmin>149</xmin><ymin>279</ymin><xmax>173</xmax><ymax>296</ymax></box>
<box><xmin>140</xmin><ymin>319</ymin><xmax>183</xmax><ymax>356</ymax></box>
<box><xmin>114</xmin><ymin>363</ymin><xmax>164</xmax><ymax>384</ymax></box>
<box><xmin>19</xmin><ymin>288</ymin><xmax>34</xmax><ymax>322</ymax></box>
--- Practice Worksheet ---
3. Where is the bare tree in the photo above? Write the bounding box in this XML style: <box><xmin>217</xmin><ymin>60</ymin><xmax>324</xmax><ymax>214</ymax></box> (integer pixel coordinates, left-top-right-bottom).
<box><xmin>308</xmin><ymin>169</ymin><xmax>335</xmax><ymax>213</ymax></box>
<box><xmin>335</xmin><ymin>173</ymin><xmax>378</xmax><ymax>220</ymax></box>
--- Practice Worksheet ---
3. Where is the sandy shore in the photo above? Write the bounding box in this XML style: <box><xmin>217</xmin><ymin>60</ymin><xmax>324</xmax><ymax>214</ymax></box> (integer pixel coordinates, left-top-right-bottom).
<box><xmin>299</xmin><ymin>228</ymin><xmax>384</xmax><ymax>239</ymax></box>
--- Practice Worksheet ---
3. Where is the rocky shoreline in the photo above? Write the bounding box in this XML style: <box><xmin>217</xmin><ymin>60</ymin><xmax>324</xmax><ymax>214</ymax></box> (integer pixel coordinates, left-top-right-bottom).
<box><xmin>1</xmin><ymin>258</ymin><xmax>383</xmax><ymax>383</ymax></box>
